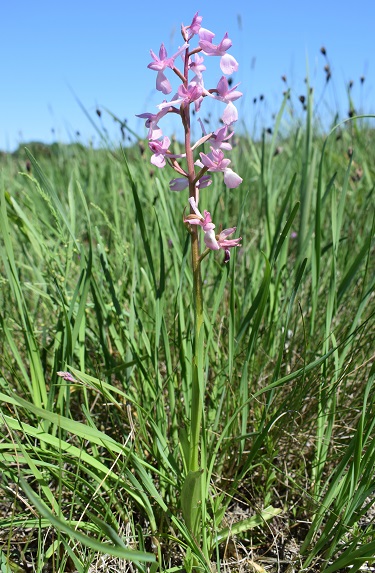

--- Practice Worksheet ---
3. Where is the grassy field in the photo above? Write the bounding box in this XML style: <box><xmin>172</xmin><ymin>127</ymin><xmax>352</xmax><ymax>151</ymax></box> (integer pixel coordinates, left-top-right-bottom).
<box><xmin>0</xmin><ymin>87</ymin><xmax>375</xmax><ymax>573</ymax></box>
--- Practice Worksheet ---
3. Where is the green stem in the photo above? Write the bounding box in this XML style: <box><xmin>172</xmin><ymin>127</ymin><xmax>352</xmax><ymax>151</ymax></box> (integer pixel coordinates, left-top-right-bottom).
<box><xmin>189</xmin><ymin>226</ymin><xmax>204</xmax><ymax>472</ymax></box>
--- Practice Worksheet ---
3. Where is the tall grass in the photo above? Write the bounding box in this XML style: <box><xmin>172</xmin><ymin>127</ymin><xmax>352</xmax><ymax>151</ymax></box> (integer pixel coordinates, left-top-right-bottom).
<box><xmin>1</xmin><ymin>90</ymin><xmax>374</xmax><ymax>571</ymax></box>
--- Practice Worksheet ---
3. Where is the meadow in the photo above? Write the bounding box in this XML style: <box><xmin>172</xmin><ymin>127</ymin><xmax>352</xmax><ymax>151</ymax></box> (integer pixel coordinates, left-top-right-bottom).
<box><xmin>0</xmin><ymin>58</ymin><xmax>375</xmax><ymax>572</ymax></box>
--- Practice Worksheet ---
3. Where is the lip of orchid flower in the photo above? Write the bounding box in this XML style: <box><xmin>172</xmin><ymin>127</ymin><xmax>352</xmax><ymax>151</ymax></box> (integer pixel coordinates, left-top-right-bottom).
<box><xmin>223</xmin><ymin>167</ymin><xmax>243</xmax><ymax>188</ymax></box>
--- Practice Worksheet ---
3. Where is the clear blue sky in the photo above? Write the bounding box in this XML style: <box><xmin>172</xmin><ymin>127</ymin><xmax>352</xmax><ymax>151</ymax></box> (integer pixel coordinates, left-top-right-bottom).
<box><xmin>1</xmin><ymin>0</ymin><xmax>373</xmax><ymax>151</ymax></box>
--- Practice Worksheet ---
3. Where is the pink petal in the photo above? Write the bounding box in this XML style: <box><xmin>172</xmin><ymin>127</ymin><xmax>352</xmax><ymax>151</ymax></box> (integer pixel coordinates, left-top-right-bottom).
<box><xmin>156</xmin><ymin>72</ymin><xmax>172</xmax><ymax>94</ymax></box>
<box><xmin>151</xmin><ymin>154</ymin><xmax>166</xmax><ymax>168</ymax></box>
<box><xmin>220</xmin><ymin>53</ymin><xmax>239</xmax><ymax>74</ymax></box>
<box><xmin>223</xmin><ymin>167</ymin><xmax>243</xmax><ymax>188</ymax></box>
<box><xmin>217</xmin><ymin>33</ymin><xmax>232</xmax><ymax>52</ymax></box>
<box><xmin>199</xmin><ymin>27</ymin><xmax>215</xmax><ymax>43</ymax></box>
<box><xmin>222</xmin><ymin>102</ymin><xmax>238</xmax><ymax>125</ymax></box>
<box><xmin>169</xmin><ymin>178</ymin><xmax>188</xmax><ymax>191</ymax></box>
<box><xmin>217</xmin><ymin>75</ymin><xmax>229</xmax><ymax>96</ymax></box>
<box><xmin>204</xmin><ymin>229</ymin><xmax>220</xmax><ymax>250</ymax></box>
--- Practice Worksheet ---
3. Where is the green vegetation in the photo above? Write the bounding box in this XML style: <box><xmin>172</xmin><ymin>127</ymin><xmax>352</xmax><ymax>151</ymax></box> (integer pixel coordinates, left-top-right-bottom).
<box><xmin>0</xmin><ymin>97</ymin><xmax>374</xmax><ymax>572</ymax></box>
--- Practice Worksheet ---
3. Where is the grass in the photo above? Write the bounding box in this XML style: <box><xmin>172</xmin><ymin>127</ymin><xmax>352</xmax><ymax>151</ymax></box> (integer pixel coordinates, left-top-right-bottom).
<box><xmin>0</xmin><ymin>83</ymin><xmax>374</xmax><ymax>572</ymax></box>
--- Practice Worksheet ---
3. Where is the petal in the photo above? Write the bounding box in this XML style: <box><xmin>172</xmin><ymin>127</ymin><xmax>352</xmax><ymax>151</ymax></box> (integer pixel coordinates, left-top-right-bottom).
<box><xmin>169</xmin><ymin>177</ymin><xmax>188</xmax><ymax>191</ymax></box>
<box><xmin>220</xmin><ymin>53</ymin><xmax>239</xmax><ymax>74</ymax></box>
<box><xmin>218</xmin><ymin>227</ymin><xmax>237</xmax><ymax>239</ymax></box>
<box><xmin>151</xmin><ymin>153</ymin><xmax>166</xmax><ymax>168</ymax></box>
<box><xmin>204</xmin><ymin>229</ymin><xmax>220</xmax><ymax>250</ymax></box>
<box><xmin>199</xmin><ymin>152</ymin><xmax>215</xmax><ymax>169</ymax></box>
<box><xmin>156</xmin><ymin>72</ymin><xmax>172</xmax><ymax>94</ymax></box>
<box><xmin>223</xmin><ymin>167</ymin><xmax>243</xmax><ymax>188</ymax></box>
<box><xmin>198</xmin><ymin>27</ymin><xmax>215</xmax><ymax>43</ymax></box>
<box><xmin>159</xmin><ymin>43</ymin><xmax>168</xmax><ymax>60</ymax></box>
<box><xmin>222</xmin><ymin>102</ymin><xmax>238</xmax><ymax>125</ymax></box>
<box><xmin>216</xmin><ymin>75</ymin><xmax>229</xmax><ymax>97</ymax></box>
<box><xmin>217</xmin><ymin>33</ymin><xmax>232</xmax><ymax>52</ymax></box>
<box><xmin>198</xmin><ymin>175</ymin><xmax>212</xmax><ymax>188</ymax></box>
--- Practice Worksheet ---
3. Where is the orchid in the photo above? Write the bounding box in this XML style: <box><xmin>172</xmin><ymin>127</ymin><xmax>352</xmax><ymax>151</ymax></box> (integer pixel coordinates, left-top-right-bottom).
<box><xmin>136</xmin><ymin>108</ymin><xmax>169</xmax><ymax>139</ymax></box>
<box><xmin>198</xmin><ymin>28</ymin><xmax>239</xmax><ymax>74</ymax></box>
<box><xmin>216</xmin><ymin>227</ymin><xmax>242</xmax><ymax>262</ymax></box>
<box><xmin>189</xmin><ymin>53</ymin><xmax>206</xmax><ymax>79</ymax></box>
<box><xmin>214</xmin><ymin>76</ymin><xmax>243</xmax><ymax>125</ymax></box>
<box><xmin>138</xmin><ymin>12</ymin><xmax>243</xmax><ymax>262</ymax></box>
<box><xmin>148</xmin><ymin>136</ymin><xmax>171</xmax><ymax>168</ymax></box>
<box><xmin>183</xmin><ymin>12</ymin><xmax>203</xmax><ymax>40</ymax></box>
<box><xmin>185</xmin><ymin>197</ymin><xmax>216</xmax><ymax>232</ymax></box>
<box><xmin>148</xmin><ymin>42</ymin><xmax>188</xmax><ymax>94</ymax></box>
<box><xmin>198</xmin><ymin>147</ymin><xmax>243</xmax><ymax>188</ymax></box>
<box><xmin>137</xmin><ymin>14</ymin><xmax>244</xmax><ymax>555</ymax></box>
<box><xmin>185</xmin><ymin>198</ymin><xmax>241</xmax><ymax>262</ymax></box>
<box><xmin>209</xmin><ymin>126</ymin><xmax>234</xmax><ymax>151</ymax></box>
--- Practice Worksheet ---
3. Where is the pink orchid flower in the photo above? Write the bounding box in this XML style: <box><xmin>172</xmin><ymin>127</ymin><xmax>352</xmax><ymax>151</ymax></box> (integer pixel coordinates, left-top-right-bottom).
<box><xmin>185</xmin><ymin>197</ymin><xmax>216</xmax><ymax>232</ymax></box>
<box><xmin>148</xmin><ymin>136</ymin><xmax>171</xmax><ymax>168</ymax></box>
<box><xmin>136</xmin><ymin>108</ymin><xmax>169</xmax><ymax>140</ymax></box>
<box><xmin>209</xmin><ymin>126</ymin><xmax>234</xmax><ymax>151</ymax></box>
<box><xmin>189</xmin><ymin>53</ymin><xmax>206</xmax><ymax>79</ymax></box>
<box><xmin>158</xmin><ymin>81</ymin><xmax>204</xmax><ymax>111</ymax></box>
<box><xmin>148</xmin><ymin>137</ymin><xmax>186</xmax><ymax>168</ymax></box>
<box><xmin>198</xmin><ymin>147</ymin><xmax>242</xmax><ymax>188</ymax></box>
<box><xmin>199</xmin><ymin>147</ymin><xmax>231</xmax><ymax>170</ymax></box>
<box><xmin>185</xmin><ymin>198</ymin><xmax>241</xmax><ymax>261</ymax></box>
<box><xmin>198</xmin><ymin>29</ymin><xmax>239</xmax><ymax>75</ymax></box>
<box><xmin>215</xmin><ymin>76</ymin><xmax>243</xmax><ymax>125</ymax></box>
<box><xmin>184</xmin><ymin>12</ymin><xmax>203</xmax><ymax>40</ymax></box>
<box><xmin>148</xmin><ymin>42</ymin><xmax>188</xmax><ymax>94</ymax></box>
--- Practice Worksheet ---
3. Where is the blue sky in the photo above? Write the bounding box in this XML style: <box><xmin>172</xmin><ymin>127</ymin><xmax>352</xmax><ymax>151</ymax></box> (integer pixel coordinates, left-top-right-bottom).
<box><xmin>1</xmin><ymin>0</ymin><xmax>373</xmax><ymax>151</ymax></box>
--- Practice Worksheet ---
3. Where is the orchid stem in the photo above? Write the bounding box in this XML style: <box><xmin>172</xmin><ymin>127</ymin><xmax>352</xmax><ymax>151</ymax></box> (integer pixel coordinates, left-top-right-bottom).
<box><xmin>181</xmin><ymin>54</ymin><xmax>204</xmax><ymax>474</ymax></box>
